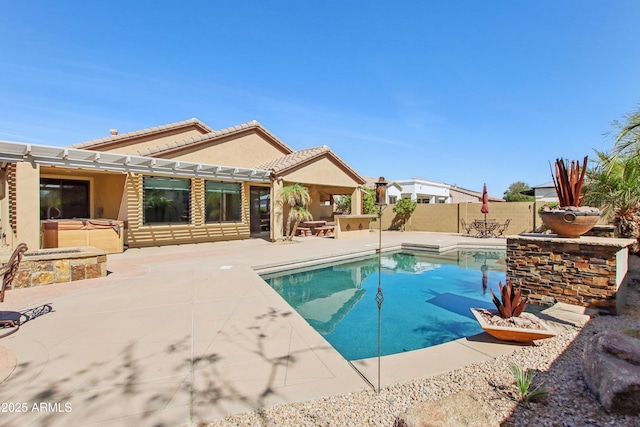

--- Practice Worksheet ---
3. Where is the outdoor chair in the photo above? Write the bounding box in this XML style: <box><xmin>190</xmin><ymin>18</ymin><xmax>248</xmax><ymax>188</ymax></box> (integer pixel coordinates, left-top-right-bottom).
<box><xmin>0</xmin><ymin>243</ymin><xmax>28</xmax><ymax>338</ymax></box>
<box><xmin>460</xmin><ymin>219</ymin><xmax>473</xmax><ymax>236</ymax></box>
<box><xmin>496</xmin><ymin>219</ymin><xmax>511</xmax><ymax>237</ymax></box>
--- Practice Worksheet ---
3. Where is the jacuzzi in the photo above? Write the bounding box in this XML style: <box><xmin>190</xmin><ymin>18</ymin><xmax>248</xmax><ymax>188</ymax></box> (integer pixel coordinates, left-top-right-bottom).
<box><xmin>41</xmin><ymin>219</ymin><xmax>124</xmax><ymax>253</ymax></box>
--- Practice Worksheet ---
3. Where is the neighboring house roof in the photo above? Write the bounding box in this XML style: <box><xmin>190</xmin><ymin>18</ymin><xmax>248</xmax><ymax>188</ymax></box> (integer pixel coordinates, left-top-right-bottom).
<box><xmin>257</xmin><ymin>145</ymin><xmax>366</xmax><ymax>184</ymax></box>
<box><xmin>448</xmin><ymin>185</ymin><xmax>504</xmax><ymax>202</ymax></box>
<box><xmin>533</xmin><ymin>181</ymin><xmax>555</xmax><ymax>189</ymax></box>
<box><xmin>70</xmin><ymin>118</ymin><xmax>214</xmax><ymax>150</ymax></box>
<box><xmin>392</xmin><ymin>177</ymin><xmax>450</xmax><ymax>188</ymax></box>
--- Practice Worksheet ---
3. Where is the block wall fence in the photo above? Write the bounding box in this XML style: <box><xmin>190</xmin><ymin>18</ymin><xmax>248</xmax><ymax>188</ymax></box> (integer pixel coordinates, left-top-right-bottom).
<box><xmin>370</xmin><ymin>201</ymin><xmax>608</xmax><ymax>235</ymax></box>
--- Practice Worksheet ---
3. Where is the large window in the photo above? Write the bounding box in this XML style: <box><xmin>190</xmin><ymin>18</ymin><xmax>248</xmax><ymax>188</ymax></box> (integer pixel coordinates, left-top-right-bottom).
<box><xmin>143</xmin><ymin>177</ymin><xmax>191</xmax><ymax>224</ymax></box>
<box><xmin>40</xmin><ymin>178</ymin><xmax>90</xmax><ymax>220</ymax></box>
<box><xmin>206</xmin><ymin>181</ymin><xmax>241</xmax><ymax>223</ymax></box>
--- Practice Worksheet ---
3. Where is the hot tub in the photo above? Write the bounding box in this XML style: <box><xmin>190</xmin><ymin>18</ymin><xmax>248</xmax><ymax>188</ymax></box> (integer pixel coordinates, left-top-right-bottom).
<box><xmin>42</xmin><ymin>219</ymin><xmax>124</xmax><ymax>253</ymax></box>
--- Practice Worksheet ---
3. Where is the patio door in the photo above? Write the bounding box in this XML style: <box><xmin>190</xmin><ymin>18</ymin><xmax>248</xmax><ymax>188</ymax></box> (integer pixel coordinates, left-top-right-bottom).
<box><xmin>249</xmin><ymin>186</ymin><xmax>270</xmax><ymax>235</ymax></box>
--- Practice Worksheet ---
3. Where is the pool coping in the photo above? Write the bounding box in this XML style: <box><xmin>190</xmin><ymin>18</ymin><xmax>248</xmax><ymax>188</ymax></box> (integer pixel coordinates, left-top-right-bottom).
<box><xmin>252</xmin><ymin>240</ymin><xmax>505</xmax><ymax>275</ymax></box>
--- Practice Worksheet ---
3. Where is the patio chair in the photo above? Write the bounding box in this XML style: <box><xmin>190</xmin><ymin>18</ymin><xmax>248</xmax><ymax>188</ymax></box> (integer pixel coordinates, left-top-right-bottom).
<box><xmin>460</xmin><ymin>219</ymin><xmax>473</xmax><ymax>236</ymax></box>
<box><xmin>0</xmin><ymin>243</ymin><xmax>28</xmax><ymax>338</ymax></box>
<box><xmin>496</xmin><ymin>219</ymin><xmax>511</xmax><ymax>237</ymax></box>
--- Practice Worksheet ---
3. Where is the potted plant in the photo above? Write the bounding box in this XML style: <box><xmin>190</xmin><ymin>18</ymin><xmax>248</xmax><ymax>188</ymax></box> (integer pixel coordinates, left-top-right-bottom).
<box><xmin>539</xmin><ymin>156</ymin><xmax>601</xmax><ymax>238</ymax></box>
<box><xmin>470</xmin><ymin>281</ymin><xmax>556</xmax><ymax>342</ymax></box>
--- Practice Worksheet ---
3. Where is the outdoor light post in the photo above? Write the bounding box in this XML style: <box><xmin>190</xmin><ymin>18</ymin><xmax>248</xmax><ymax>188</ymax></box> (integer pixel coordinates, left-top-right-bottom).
<box><xmin>374</xmin><ymin>177</ymin><xmax>387</xmax><ymax>393</ymax></box>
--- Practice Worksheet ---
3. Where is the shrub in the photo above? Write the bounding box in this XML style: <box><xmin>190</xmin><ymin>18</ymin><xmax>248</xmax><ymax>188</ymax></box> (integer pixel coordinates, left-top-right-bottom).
<box><xmin>511</xmin><ymin>363</ymin><xmax>549</xmax><ymax>403</ymax></box>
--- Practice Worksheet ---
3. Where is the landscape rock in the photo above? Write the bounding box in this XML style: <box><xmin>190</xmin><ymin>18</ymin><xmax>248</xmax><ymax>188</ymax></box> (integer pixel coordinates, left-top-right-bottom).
<box><xmin>583</xmin><ymin>330</ymin><xmax>640</xmax><ymax>415</ymax></box>
<box><xmin>392</xmin><ymin>391</ymin><xmax>499</xmax><ymax>427</ymax></box>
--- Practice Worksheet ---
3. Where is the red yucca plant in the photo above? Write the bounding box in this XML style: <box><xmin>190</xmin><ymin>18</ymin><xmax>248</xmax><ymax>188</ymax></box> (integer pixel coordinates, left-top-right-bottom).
<box><xmin>550</xmin><ymin>156</ymin><xmax>588</xmax><ymax>207</ymax></box>
<box><xmin>490</xmin><ymin>281</ymin><xmax>528</xmax><ymax>318</ymax></box>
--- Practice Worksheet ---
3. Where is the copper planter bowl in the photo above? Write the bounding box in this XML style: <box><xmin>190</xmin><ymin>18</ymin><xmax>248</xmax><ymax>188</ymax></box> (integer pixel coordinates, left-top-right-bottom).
<box><xmin>539</xmin><ymin>210</ymin><xmax>601</xmax><ymax>238</ymax></box>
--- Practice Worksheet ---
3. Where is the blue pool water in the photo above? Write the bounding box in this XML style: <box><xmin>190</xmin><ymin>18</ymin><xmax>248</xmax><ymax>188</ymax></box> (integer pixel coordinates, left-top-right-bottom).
<box><xmin>262</xmin><ymin>250</ymin><xmax>506</xmax><ymax>360</ymax></box>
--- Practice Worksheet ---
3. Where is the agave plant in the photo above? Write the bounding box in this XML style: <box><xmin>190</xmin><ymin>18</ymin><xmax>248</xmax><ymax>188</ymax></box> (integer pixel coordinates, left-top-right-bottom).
<box><xmin>490</xmin><ymin>281</ymin><xmax>528</xmax><ymax>318</ymax></box>
<box><xmin>550</xmin><ymin>156</ymin><xmax>588</xmax><ymax>208</ymax></box>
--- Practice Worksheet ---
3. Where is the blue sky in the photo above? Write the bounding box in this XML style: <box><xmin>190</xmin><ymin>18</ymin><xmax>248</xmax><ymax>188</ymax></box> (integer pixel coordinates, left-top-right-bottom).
<box><xmin>1</xmin><ymin>1</ymin><xmax>639</xmax><ymax>197</ymax></box>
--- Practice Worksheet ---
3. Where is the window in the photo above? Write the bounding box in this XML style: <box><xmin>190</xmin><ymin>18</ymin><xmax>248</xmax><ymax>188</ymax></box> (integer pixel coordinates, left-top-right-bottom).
<box><xmin>40</xmin><ymin>178</ymin><xmax>90</xmax><ymax>219</ymax></box>
<box><xmin>205</xmin><ymin>181</ymin><xmax>241</xmax><ymax>223</ymax></box>
<box><xmin>143</xmin><ymin>177</ymin><xmax>191</xmax><ymax>224</ymax></box>
<box><xmin>389</xmin><ymin>196</ymin><xmax>397</xmax><ymax>204</ymax></box>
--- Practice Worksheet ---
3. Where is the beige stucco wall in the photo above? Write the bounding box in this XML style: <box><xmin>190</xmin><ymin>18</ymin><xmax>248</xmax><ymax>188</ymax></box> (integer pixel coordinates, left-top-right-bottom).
<box><xmin>93</xmin><ymin>173</ymin><xmax>127</xmax><ymax>219</ymax></box>
<box><xmin>40</xmin><ymin>168</ymin><xmax>128</xmax><ymax>221</ymax></box>
<box><xmin>15</xmin><ymin>161</ymin><xmax>41</xmax><ymax>251</ymax></box>
<box><xmin>281</xmin><ymin>156</ymin><xmax>359</xmax><ymax>187</ymax></box>
<box><xmin>161</xmin><ymin>133</ymin><xmax>290</xmax><ymax>168</ymax></box>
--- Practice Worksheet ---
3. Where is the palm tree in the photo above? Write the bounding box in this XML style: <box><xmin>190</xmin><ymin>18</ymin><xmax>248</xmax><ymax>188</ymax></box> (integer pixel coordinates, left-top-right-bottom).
<box><xmin>611</xmin><ymin>107</ymin><xmax>640</xmax><ymax>158</ymax></box>
<box><xmin>278</xmin><ymin>184</ymin><xmax>312</xmax><ymax>241</ymax></box>
<box><xmin>585</xmin><ymin>150</ymin><xmax>640</xmax><ymax>238</ymax></box>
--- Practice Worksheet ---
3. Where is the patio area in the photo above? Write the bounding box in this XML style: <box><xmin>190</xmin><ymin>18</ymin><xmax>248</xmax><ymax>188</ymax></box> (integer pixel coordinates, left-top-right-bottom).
<box><xmin>0</xmin><ymin>232</ymin><xmax>557</xmax><ymax>426</ymax></box>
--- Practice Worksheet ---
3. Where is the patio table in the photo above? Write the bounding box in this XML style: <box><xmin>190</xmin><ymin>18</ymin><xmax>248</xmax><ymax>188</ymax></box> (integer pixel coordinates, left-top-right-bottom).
<box><xmin>301</xmin><ymin>220</ymin><xmax>327</xmax><ymax>235</ymax></box>
<box><xmin>472</xmin><ymin>219</ymin><xmax>499</xmax><ymax>238</ymax></box>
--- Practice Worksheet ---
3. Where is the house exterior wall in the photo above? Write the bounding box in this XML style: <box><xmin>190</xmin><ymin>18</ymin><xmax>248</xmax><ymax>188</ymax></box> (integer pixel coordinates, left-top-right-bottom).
<box><xmin>123</xmin><ymin>174</ymin><xmax>252</xmax><ymax>247</ymax></box>
<box><xmin>163</xmin><ymin>132</ymin><xmax>291</xmax><ymax>169</ymax></box>
<box><xmin>15</xmin><ymin>162</ymin><xmax>41</xmax><ymax>251</ymax></box>
<box><xmin>39</xmin><ymin>168</ymin><xmax>128</xmax><ymax>219</ymax></box>
<box><xmin>449</xmin><ymin>188</ymin><xmax>480</xmax><ymax>203</ymax></box>
<box><xmin>1</xmin><ymin>121</ymin><xmax>366</xmax><ymax>249</ymax></box>
<box><xmin>281</xmin><ymin>157</ymin><xmax>360</xmax><ymax>188</ymax></box>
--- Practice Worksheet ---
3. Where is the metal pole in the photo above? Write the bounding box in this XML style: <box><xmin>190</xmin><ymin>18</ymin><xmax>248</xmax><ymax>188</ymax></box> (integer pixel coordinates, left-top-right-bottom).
<box><xmin>373</xmin><ymin>177</ymin><xmax>387</xmax><ymax>394</ymax></box>
<box><xmin>375</xmin><ymin>205</ymin><xmax>384</xmax><ymax>393</ymax></box>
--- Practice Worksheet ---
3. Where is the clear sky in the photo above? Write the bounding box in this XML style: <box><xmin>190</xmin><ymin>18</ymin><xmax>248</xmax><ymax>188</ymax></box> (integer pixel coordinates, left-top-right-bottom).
<box><xmin>1</xmin><ymin>1</ymin><xmax>639</xmax><ymax>197</ymax></box>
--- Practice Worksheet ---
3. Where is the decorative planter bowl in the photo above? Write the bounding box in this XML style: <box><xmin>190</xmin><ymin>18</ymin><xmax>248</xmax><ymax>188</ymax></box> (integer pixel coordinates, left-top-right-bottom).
<box><xmin>470</xmin><ymin>308</ymin><xmax>557</xmax><ymax>342</ymax></box>
<box><xmin>539</xmin><ymin>210</ymin><xmax>601</xmax><ymax>238</ymax></box>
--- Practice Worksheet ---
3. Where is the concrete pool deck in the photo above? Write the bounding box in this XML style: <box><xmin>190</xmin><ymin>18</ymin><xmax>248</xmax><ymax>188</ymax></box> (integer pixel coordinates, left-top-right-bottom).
<box><xmin>0</xmin><ymin>232</ymin><xmax>584</xmax><ymax>426</ymax></box>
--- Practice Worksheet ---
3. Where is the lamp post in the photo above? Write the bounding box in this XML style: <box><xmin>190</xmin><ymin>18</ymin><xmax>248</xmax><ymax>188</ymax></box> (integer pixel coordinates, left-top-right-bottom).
<box><xmin>374</xmin><ymin>177</ymin><xmax>387</xmax><ymax>392</ymax></box>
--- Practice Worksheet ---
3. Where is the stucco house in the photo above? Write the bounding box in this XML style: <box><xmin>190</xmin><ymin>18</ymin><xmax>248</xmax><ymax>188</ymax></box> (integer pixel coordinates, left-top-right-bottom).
<box><xmin>448</xmin><ymin>185</ymin><xmax>504</xmax><ymax>204</ymax></box>
<box><xmin>0</xmin><ymin>119</ymin><xmax>366</xmax><ymax>252</ymax></box>
<box><xmin>520</xmin><ymin>181</ymin><xmax>558</xmax><ymax>203</ymax></box>
<box><xmin>383</xmin><ymin>178</ymin><xmax>451</xmax><ymax>204</ymax></box>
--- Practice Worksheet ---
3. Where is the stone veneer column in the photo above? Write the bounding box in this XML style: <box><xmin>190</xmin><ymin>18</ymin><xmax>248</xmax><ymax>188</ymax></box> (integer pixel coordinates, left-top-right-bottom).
<box><xmin>506</xmin><ymin>234</ymin><xmax>635</xmax><ymax>314</ymax></box>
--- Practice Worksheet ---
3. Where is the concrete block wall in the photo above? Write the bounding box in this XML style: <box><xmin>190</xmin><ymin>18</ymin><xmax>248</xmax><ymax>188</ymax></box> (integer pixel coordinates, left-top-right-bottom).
<box><xmin>372</xmin><ymin>201</ymin><xmax>541</xmax><ymax>234</ymax></box>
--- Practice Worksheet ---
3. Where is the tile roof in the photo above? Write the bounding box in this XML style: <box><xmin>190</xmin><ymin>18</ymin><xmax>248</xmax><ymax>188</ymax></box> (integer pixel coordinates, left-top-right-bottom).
<box><xmin>134</xmin><ymin>120</ymin><xmax>293</xmax><ymax>157</ymax></box>
<box><xmin>70</xmin><ymin>118</ymin><xmax>214</xmax><ymax>149</ymax></box>
<box><xmin>449</xmin><ymin>185</ymin><xmax>504</xmax><ymax>201</ymax></box>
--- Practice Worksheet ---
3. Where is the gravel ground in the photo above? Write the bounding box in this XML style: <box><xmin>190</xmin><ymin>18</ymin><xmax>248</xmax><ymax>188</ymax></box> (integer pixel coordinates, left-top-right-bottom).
<box><xmin>202</xmin><ymin>258</ymin><xmax>640</xmax><ymax>427</ymax></box>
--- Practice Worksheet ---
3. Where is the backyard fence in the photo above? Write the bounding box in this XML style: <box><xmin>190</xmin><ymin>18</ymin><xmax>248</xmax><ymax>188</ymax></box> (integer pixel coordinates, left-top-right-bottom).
<box><xmin>370</xmin><ymin>201</ymin><xmax>607</xmax><ymax>235</ymax></box>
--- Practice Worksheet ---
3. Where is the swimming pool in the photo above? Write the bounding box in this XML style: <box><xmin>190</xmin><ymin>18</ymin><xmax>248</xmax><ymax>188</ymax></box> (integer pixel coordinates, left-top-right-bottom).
<box><xmin>261</xmin><ymin>249</ymin><xmax>506</xmax><ymax>360</ymax></box>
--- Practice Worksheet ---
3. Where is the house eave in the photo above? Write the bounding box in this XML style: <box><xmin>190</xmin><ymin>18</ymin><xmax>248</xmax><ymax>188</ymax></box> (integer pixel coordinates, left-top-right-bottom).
<box><xmin>0</xmin><ymin>140</ymin><xmax>271</xmax><ymax>182</ymax></box>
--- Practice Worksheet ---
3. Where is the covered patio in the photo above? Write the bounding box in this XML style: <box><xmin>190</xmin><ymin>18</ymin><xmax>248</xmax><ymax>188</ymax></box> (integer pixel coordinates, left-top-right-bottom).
<box><xmin>258</xmin><ymin>146</ymin><xmax>366</xmax><ymax>241</ymax></box>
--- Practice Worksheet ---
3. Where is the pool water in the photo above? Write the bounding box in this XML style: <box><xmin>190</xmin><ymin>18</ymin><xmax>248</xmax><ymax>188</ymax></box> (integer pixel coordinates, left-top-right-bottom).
<box><xmin>262</xmin><ymin>250</ymin><xmax>506</xmax><ymax>361</ymax></box>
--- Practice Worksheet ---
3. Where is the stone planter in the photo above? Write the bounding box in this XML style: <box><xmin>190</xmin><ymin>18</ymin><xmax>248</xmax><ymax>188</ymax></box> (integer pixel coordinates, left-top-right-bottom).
<box><xmin>539</xmin><ymin>209</ymin><xmax>601</xmax><ymax>238</ymax></box>
<box><xmin>470</xmin><ymin>308</ymin><xmax>557</xmax><ymax>342</ymax></box>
